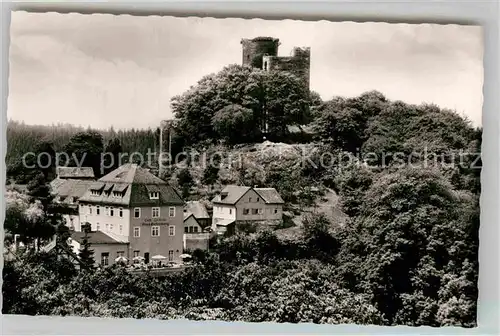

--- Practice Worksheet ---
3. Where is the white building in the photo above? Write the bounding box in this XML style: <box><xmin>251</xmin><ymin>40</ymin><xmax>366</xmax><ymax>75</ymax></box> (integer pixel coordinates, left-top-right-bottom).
<box><xmin>211</xmin><ymin>185</ymin><xmax>285</xmax><ymax>235</ymax></box>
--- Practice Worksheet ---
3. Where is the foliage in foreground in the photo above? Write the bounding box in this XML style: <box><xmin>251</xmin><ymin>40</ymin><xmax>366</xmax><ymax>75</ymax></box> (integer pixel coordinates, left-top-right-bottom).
<box><xmin>3</xmin><ymin>165</ymin><xmax>479</xmax><ymax>327</ymax></box>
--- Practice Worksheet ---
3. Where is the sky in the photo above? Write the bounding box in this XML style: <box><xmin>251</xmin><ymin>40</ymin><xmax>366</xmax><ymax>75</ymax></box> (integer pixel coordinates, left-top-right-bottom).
<box><xmin>8</xmin><ymin>11</ymin><xmax>484</xmax><ymax>129</ymax></box>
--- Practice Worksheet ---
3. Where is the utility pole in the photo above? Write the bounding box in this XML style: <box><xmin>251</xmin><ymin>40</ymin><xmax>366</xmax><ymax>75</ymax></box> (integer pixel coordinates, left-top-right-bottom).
<box><xmin>159</xmin><ymin>119</ymin><xmax>174</xmax><ymax>178</ymax></box>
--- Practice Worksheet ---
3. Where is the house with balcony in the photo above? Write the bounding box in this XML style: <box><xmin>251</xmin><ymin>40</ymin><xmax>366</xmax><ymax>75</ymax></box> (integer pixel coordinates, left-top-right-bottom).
<box><xmin>211</xmin><ymin>185</ymin><xmax>285</xmax><ymax>235</ymax></box>
<box><xmin>77</xmin><ymin>163</ymin><xmax>185</xmax><ymax>265</ymax></box>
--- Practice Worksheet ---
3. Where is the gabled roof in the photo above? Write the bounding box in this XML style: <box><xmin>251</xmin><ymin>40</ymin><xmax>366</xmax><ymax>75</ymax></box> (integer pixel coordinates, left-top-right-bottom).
<box><xmin>185</xmin><ymin>201</ymin><xmax>210</xmax><ymax>219</ymax></box>
<box><xmin>100</xmin><ymin>163</ymin><xmax>167</xmax><ymax>185</ymax></box>
<box><xmin>78</xmin><ymin>163</ymin><xmax>183</xmax><ymax>206</ymax></box>
<box><xmin>254</xmin><ymin>188</ymin><xmax>285</xmax><ymax>204</ymax></box>
<box><xmin>50</xmin><ymin>178</ymin><xmax>95</xmax><ymax>203</ymax></box>
<box><xmin>70</xmin><ymin>230</ymin><xmax>126</xmax><ymax>245</ymax></box>
<box><xmin>212</xmin><ymin>185</ymin><xmax>251</xmax><ymax>205</ymax></box>
<box><xmin>56</xmin><ymin>167</ymin><xmax>95</xmax><ymax>179</ymax></box>
<box><xmin>184</xmin><ymin>212</ymin><xmax>210</xmax><ymax>229</ymax></box>
<box><xmin>211</xmin><ymin>185</ymin><xmax>284</xmax><ymax>205</ymax></box>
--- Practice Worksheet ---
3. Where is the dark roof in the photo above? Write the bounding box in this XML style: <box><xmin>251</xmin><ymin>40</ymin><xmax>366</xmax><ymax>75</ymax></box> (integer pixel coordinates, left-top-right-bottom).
<box><xmin>212</xmin><ymin>185</ymin><xmax>251</xmax><ymax>205</ymax></box>
<box><xmin>70</xmin><ymin>230</ymin><xmax>125</xmax><ymax>245</ymax></box>
<box><xmin>185</xmin><ymin>201</ymin><xmax>210</xmax><ymax>219</ymax></box>
<box><xmin>56</xmin><ymin>167</ymin><xmax>95</xmax><ymax>179</ymax></box>
<box><xmin>100</xmin><ymin>163</ymin><xmax>167</xmax><ymax>185</ymax></box>
<box><xmin>50</xmin><ymin>178</ymin><xmax>95</xmax><ymax>203</ymax></box>
<box><xmin>184</xmin><ymin>212</ymin><xmax>211</xmax><ymax>229</ymax></box>
<box><xmin>254</xmin><ymin>188</ymin><xmax>285</xmax><ymax>204</ymax></box>
<box><xmin>79</xmin><ymin>163</ymin><xmax>184</xmax><ymax>206</ymax></box>
<box><xmin>211</xmin><ymin>185</ymin><xmax>284</xmax><ymax>205</ymax></box>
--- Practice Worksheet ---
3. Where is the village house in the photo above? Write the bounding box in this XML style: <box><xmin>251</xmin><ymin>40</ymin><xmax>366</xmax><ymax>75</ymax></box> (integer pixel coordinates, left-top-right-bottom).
<box><xmin>211</xmin><ymin>185</ymin><xmax>285</xmax><ymax>235</ymax></box>
<box><xmin>68</xmin><ymin>230</ymin><xmax>129</xmax><ymax>267</ymax></box>
<box><xmin>50</xmin><ymin>167</ymin><xmax>96</xmax><ymax>231</ymax></box>
<box><xmin>183</xmin><ymin>201</ymin><xmax>211</xmax><ymax>251</ymax></box>
<box><xmin>77</xmin><ymin>163</ymin><xmax>185</xmax><ymax>265</ymax></box>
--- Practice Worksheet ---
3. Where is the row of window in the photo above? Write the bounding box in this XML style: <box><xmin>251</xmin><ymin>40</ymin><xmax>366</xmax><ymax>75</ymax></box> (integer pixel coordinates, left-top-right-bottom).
<box><xmin>185</xmin><ymin>226</ymin><xmax>199</xmax><ymax>233</ymax></box>
<box><xmin>84</xmin><ymin>205</ymin><xmax>176</xmax><ymax>219</ymax></box>
<box><xmin>96</xmin><ymin>222</ymin><xmax>123</xmax><ymax>234</ymax></box>
<box><xmin>213</xmin><ymin>207</ymin><xmax>278</xmax><ymax>215</ymax></box>
<box><xmin>90</xmin><ymin>190</ymin><xmax>124</xmax><ymax>198</ymax></box>
<box><xmin>133</xmin><ymin>225</ymin><xmax>175</xmax><ymax>237</ymax></box>
<box><xmin>85</xmin><ymin>205</ymin><xmax>124</xmax><ymax>217</ymax></box>
<box><xmin>133</xmin><ymin>207</ymin><xmax>175</xmax><ymax>219</ymax></box>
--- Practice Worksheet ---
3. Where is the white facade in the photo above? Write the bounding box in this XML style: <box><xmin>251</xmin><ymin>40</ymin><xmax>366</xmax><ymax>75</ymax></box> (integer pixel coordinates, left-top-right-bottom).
<box><xmin>78</xmin><ymin>204</ymin><xmax>131</xmax><ymax>242</ymax></box>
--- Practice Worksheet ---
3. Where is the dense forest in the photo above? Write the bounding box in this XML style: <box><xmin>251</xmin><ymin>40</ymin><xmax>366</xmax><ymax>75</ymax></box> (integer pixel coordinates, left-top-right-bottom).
<box><xmin>4</xmin><ymin>64</ymin><xmax>481</xmax><ymax>326</ymax></box>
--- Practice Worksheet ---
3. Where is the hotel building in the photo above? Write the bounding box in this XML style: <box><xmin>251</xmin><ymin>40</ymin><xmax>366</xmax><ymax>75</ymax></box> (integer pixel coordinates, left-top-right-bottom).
<box><xmin>77</xmin><ymin>163</ymin><xmax>184</xmax><ymax>264</ymax></box>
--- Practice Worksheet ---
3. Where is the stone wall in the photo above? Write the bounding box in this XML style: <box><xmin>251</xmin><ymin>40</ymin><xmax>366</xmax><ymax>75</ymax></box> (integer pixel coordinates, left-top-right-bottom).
<box><xmin>241</xmin><ymin>37</ymin><xmax>280</xmax><ymax>69</ymax></box>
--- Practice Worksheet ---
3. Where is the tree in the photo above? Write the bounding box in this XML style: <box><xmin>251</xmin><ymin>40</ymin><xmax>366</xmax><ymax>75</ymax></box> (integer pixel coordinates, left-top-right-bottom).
<box><xmin>312</xmin><ymin>91</ymin><xmax>388</xmax><ymax>153</ymax></box>
<box><xmin>103</xmin><ymin>138</ymin><xmax>123</xmax><ymax>175</ymax></box>
<box><xmin>171</xmin><ymin>64</ymin><xmax>310</xmax><ymax>145</ymax></box>
<box><xmin>202</xmin><ymin>165</ymin><xmax>220</xmax><ymax>190</ymax></box>
<box><xmin>177</xmin><ymin>168</ymin><xmax>194</xmax><ymax>199</ymax></box>
<box><xmin>212</xmin><ymin>104</ymin><xmax>258</xmax><ymax>144</ymax></box>
<box><xmin>339</xmin><ymin>166</ymin><xmax>478</xmax><ymax>326</ymax></box>
<box><xmin>34</xmin><ymin>140</ymin><xmax>57</xmax><ymax>180</ymax></box>
<box><xmin>63</xmin><ymin>131</ymin><xmax>104</xmax><ymax>178</ymax></box>
<box><xmin>78</xmin><ymin>223</ymin><xmax>95</xmax><ymax>270</ymax></box>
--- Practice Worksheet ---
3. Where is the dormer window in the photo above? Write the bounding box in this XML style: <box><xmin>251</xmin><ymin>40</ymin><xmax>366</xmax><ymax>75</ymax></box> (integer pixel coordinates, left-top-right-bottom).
<box><xmin>112</xmin><ymin>191</ymin><xmax>122</xmax><ymax>198</ymax></box>
<box><xmin>149</xmin><ymin>191</ymin><xmax>159</xmax><ymax>200</ymax></box>
<box><xmin>91</xmin><ymin>190</ymin><xmax>101</xmax><ymax>196</ymax></box>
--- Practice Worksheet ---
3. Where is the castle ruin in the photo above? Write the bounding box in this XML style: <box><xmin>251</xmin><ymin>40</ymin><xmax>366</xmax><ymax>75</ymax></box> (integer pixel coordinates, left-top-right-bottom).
<box><xmin>240</xmin><ymin>37</ymin><xmax>311</xmax><ymax>92</ymax></box>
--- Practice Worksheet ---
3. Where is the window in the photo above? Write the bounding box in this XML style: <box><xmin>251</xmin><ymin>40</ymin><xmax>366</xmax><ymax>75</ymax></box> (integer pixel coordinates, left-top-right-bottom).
<box><xmin>193</xmin><ymin>226</ymin><xmax>199</xmax><ymax>233</ymax></box>
<box><xmin>119</xmin><ymin>207</ymin><xmax>123</xmax><ymax>217</ymax></box>
<box><xmin>119</xmin><ymin>224</ymin><xmax>123</xmax><ymax>234</ymax></box>
<box><xmin>149</xmin><ymin>191</ymin><xmax>159</xmax><ymax>199</ymax></box>
<box><xmin>229</xmin><ymin>209</ymin><xmax>232</xmax><ymax>215</ymax></box>
<box><xmin>117</xmin><ymin>251</ymin><xmax>124</xmax><ymax>258</ymax></box>
<box><xmin>168</xmin><ymin>250</ymin><xmax>174</xmax><ymax>261</ymax></box>
<box><xmin>249</xmin><ymin>197</ymin><xmax>252</xmax><ymax>202</ymax></box>
<box><xmin>105</xmin><ymin>206</ymin><xmax>109</xmax><ymax>216</ymax></box>
<box><xmin>101</xmin><ymin>252</ymin><xmax>109</xmax><ymax>266</ymax></box>
<box><xmin>169</xmin><ymin>207</ymin><xmax>175</xmax><ymax>217</ymax></box>
<box><xmin>134</xmin><ymin>208</ymin><xmax>141</xmax><ymax>218</ymax></box>
<box><xmin>89</xmin><ymin>205</ymin><xmax>92</xmax><ymax>214</ymax></box>
<box><xmin>110</xmin><ymin>208</ymin><xmax>114</xmax><ymax>216</ymax></box>
<box><xmin>133</xmin><ymin>227</ymin><xmax>140</xmax><ymax>237</ymax></box>
<box><xmin>151</xmin><ymin>226</ymin><xmax>160</xmax><ymax>237</ymax></box>
<box><xmin>96</xmin><ymin>206</ymin><xmax>100</xmax><ymax>215</ymax></box>
<box><xmin>184</xmin><ymin>227</ymin><xmax>189</xmax><ymax>233</ymax></box>
<box><xmin>258</xmin><ymin>208</ymin><xmax>263</xmax><ymax>215</ymax></box>
<box><xmin>133</xmin><ymin>250</ymin><xmax>140</xmax><ymax>258</ymax></box>
<box><xmin>243</xmin><ymin>208</ymin><xmax>249</xmax><ymax>215</ymax></box>
<box><xmin>252</xmin><ymin>209</ymin><xmax>258</xmax><ymax>215</ymax></box>
<box><xmin>274</xmin><ymin>208</ymin><xmax>278</xmax><ymax>214</ymax></box>
<box><xmin>152</xmin><ymin>207</ymin><xmax>160</xmax><ymax>218</ymax></box>
<box><xmin>96</xmin><ymin>222</ymin><xmax>100</xmax><ymax>231</ymax></box>
<box><xmin>169</xmin><ymin>225</ymin><xmax>175</xmax><ymax>236</ymax></box>
<box><xmin>189</xmin><ymin>226</ymin><xmax>193</xmax><ymax>233</ymax></box>
<box><xmin>257</xmin><ymin>197</ymin><xmax>260</xmax><ymax>202</ymax></box>
<box><xmin>105</xmin><ymin>223</ymin><xmax>109</xmax><ymax>230</ymax></box>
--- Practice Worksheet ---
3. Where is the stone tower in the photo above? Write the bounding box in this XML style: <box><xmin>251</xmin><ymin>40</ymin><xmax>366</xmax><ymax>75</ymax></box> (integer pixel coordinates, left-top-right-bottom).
<box><xmin>241</xmin><ymin>37</ymin><xmax>310</xmax><ymax>92</ymax></box>
<box><xmin>263</xmin><ymin>47</ymin><xmax>311</xmax><ymax>92</ymax></box>
<box><xmin>241</xmin><ymin>37</ymin><xmax>280</xmax><ymax>69</ymax></box>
